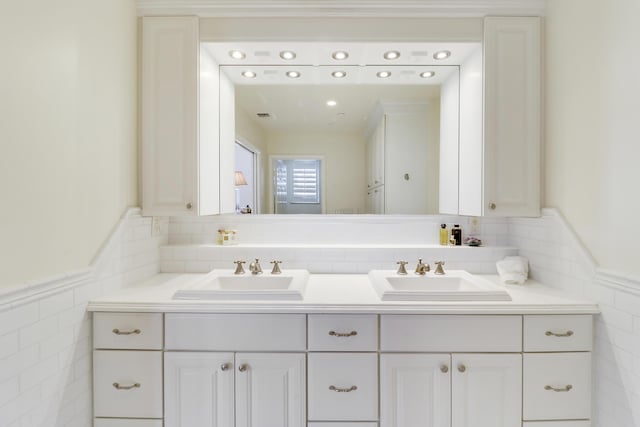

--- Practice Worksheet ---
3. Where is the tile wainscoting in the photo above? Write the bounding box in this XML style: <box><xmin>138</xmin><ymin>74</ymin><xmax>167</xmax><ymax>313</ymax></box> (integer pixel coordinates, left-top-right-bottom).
<box><xmin>0</xmin><ymin>209</ymin><xmax>168</xmax><ymax>427</ymax></box>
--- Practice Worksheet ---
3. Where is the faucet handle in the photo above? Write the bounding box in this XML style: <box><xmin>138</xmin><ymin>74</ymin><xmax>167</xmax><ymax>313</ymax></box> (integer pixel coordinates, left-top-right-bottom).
<box><xmin>270</xmin><ymin>260</ymin><xmax>282</xmax><ymax>274</ymax></box>
<box><xmin>433</xmin><ymin>261</ymin><xmax>446</xmax><ymax>275</ymax></box>
<box><xmin>396</xmin><ymin>261</ymin><xmax>408</xmax><ymax>275</ymax></box>
<box><xmin>233</xmin><ymin>260</ymin><xmax>246</xmax><ymax>275</ymax></box>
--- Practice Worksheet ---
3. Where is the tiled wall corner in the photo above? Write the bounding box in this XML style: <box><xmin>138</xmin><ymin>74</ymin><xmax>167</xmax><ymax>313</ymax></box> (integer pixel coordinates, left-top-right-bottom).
<box><xmin>0</xmin><ymin>209</ymin><xmax>167</xmax><ymax>427</ymax></box>
<box><xmin>508</xmin><ymin>208</ymin><xmax>640</xmax><ymax>427</ymax></box>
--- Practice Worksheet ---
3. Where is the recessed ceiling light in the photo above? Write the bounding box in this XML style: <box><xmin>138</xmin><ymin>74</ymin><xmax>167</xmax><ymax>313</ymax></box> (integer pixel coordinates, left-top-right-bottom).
<box><xmin>331</xmin><ymin>71</ymin><xmax>347</xmax><ymax>78</ymax></box>
<box><xmin>326</xmin><ymin>100</ymin><xmax>338</xmax><ymax>107</ymax></box>
<box><xmin>433</xmin><ymin>50</ymin><xmax>451</xmax><ymax>60</ymax></box>
<box><xmin>376</xmin><ymin>71</ymin><xmax>392</xmax><ymax>78</ymax></box>
<box><xmin>383</xmin><ymin>50</ymin><xmax>401</xmax><ymax>60</ymax></box>
<box><xmin>420</xmin><ymin>71</ymin><xmax>436</xmax><ymax>78</ymax></box>
<box><xmin>332</xmin><ymin>51</ymin><xmax>349</xmax><ymax>60</ymax></box>
<box><xmin>229</xmin><ymin>50</ymin><xmax>246</xmax><ymax>60</ymax></box>
<box><xmin>286</xmin><ymin>71</ymin><xmax>301</xmax><ymax>78</ymax></box>
<box><xmin>280</xmin><ymin>51</ymin><xmax>296</xmax><ymax>60</ymax></box>
<box><xmin>241</xmin><ymin>70</ymin><xmax>256</xmax><ymax>78</ymax></box>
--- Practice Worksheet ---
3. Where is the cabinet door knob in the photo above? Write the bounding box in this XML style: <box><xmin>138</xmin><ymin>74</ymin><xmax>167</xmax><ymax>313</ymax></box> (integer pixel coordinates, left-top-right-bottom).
<box><xmin>440</xmin><ymin>365</ymin><xmax>449</xmax><ymax>373</ymax></box>
<box><xmin>457</xmin><ymin>364</ymin><xmax>466</xmax><ymax>373</ymax></box>
<box><xmin>186</xmin><ymin>202</ymin><xmax>193</xmax><ymax>210</ymax></box>
<box><xmin>489</xmin><ymin>203</ymin><xmax>496</xmax><ymax>210</ymax></box>
<box><xmin>238</xmin><ymin>364</ymin><xmax>249</xmax><ymax>372</ymax></box>
<box><xmin>220</xmin><ymin>363</ymin><xmax>231</xmax><ymax>371</ymax></box>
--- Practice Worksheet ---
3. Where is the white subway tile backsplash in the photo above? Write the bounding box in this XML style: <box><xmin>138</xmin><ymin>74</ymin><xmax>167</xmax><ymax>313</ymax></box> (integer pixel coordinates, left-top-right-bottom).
<box><xmin>0</xmin><ymin>333</ymin><xmax>19</xmax><ymax>360</ymax></box>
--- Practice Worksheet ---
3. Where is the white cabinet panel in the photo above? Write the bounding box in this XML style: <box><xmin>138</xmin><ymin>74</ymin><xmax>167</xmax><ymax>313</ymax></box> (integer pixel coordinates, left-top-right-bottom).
<box><xmin>164</xmin><ymin>352</ymin><xmax>234</xmax><ymax>427</ymax></box>
<box><xmin>524</xmin><ymin>315</ymin><xmax>593</xmax><ymax>352</ymax></box>
<box><xmin>308</xmin><ymin>314</ymin><xmax>378</xmax><ymax>351</ymax></box>
<box><xmin>523</xmin><ymin>353</ymin><xmax>591</xmax><ymax>420</ymax></box>
<box><xmin>235</xmin><ymin>353</ymin><xmax>306</xmax><ymax>427</ymax></box>
<box><xmin>380</xmin><ymin>354</ymin><xmax>451</xmax><ymax>427</ymax></box>
<box><xmin>93</xmin><ymin>350</ymin><xmax>163</xmax><ymax>418</ymax></box>
<box><xmin>451</xmin><ymin>353</ymin><xmax>522</xmax><ymax>427</ymax></box>
<box><xmin>93</xmin><ymin>312</ymin><xmax>163</xmax><ymax>350</ymax></box>
<box><xmin>523</xmin><ymin>422</ymin><xmax>590</xmax><ymax>427</ymax></box>
<box><xmin>94</xmin><ymin>420</ymin><xmax>163</xmax><ymax>427</ymax></box>
<box><xmin>308</xmin><ymin>353</ymin><xmax>378</xmax><ymax>421</ymax></box>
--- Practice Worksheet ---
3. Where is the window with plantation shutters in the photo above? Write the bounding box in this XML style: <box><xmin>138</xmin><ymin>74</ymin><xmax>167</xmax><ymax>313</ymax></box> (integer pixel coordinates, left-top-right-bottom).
<box><xmin>274</xmin><ymin>158</ymin><xmax>321</xmax><ymax>204</ymax></box>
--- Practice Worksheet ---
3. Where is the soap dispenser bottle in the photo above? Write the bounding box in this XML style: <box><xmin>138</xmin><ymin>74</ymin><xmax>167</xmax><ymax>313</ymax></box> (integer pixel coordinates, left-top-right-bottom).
<box><xmin>439</xmin><ymin>224</ymin><xmax>449</xmax><ymax>246</ymax></box>
<box><xmin>452</xmin><ymin>224</ymin><xmax>462</xmax><ymax>246</ymax></box>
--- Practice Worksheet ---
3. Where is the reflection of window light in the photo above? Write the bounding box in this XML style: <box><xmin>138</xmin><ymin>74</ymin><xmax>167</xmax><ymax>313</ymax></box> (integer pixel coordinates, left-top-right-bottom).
<box><xmin>275</xmin><ymin>159</ymin><xmax>321</xmax><ymax>204</ymax></box>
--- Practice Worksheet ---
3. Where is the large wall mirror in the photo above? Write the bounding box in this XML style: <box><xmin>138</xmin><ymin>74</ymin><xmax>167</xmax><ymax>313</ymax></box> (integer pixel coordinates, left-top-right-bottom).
<box><xmin>202</xmin><ymin>41</ymin><xmax>482</xmax><ymax>215</ymax></box>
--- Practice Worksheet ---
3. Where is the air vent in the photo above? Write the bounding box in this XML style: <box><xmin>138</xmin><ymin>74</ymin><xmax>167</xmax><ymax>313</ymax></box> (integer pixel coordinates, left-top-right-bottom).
<box><xmin>264</xmin><ymin>70</ymin><xmax>278</xmax><ymax>75</ymax></box>
<box><xmin>401</xmin><ymin>70</ymin><xmax>416</xmax><ymax>75</ymax></box>
<box><xmin>254</xmin><ymin>51</ymin><xmax>271</xmax><ymax>57</ymax></box>
<box><xmin>411</xmin><ymin>51</ymin><xmax>429</xmax><ymax>56</ymax></box>
<box><xmin>256</xmin><ymin>113</ymin><xmax>271</xmax><ymax>118</ymax></box>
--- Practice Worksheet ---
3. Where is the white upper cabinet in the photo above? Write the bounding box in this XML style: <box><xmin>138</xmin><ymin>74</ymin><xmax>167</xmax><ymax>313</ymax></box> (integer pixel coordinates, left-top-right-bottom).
<box><xmin>474</xmin><ymin>16</ymin><xmax>541</xmax><ymax>217</ymax></box>
<box><xmin>141</xmin><ymin>17</ymin><xmax>224</xmax><ymax>216</ymax></box>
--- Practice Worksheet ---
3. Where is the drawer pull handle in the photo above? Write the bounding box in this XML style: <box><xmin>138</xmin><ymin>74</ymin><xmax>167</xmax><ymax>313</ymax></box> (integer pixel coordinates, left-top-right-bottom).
<box><xmin>328</xmin><ymin>330</ymin><xmax>358</xmax><ymax>337</ymax></box>
<box><xmin>238</xmin><ymin>364</ymin><xmax>249</xmax><ymax>372</ymax></box>
<box><xmin>112</xmin><ymin>328</ymin><xmax>141</xmax><ymax>335</ymax></box>
<box><xmin>545</xmin><ymin>330</ymin><xmax>574</xmax><ymax>337</ymax></box>
<box><xmin>112</xmin><ymin>382</ymin><xmax>140</xmax><ymax>390</ymax></box>
<box><xmin>440</xmin><ymin>365</ymin><xmax>449</xmax><ymax>373</ymax></box>
<box><xmin>329</xmin><ymin>385</ymin><xmax>358</xmax><ymax>393</ymax></box>
<box><xmin>545</xmin><ymin>384</ymin><xmax>573</xmax><ymax>392</ymax></box>
<box><xmin>457</xmin><ymin>364</ymin><xmax>466</xmax><ymax>373</ymax></box>
<box><xmin>220</xmin><ymin>363</ymin><xmax>231</xmax><ymax>371</ymax></box>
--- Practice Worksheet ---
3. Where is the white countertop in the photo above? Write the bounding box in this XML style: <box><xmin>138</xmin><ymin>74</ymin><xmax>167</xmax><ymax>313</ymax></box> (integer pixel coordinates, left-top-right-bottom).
<box><xmin>87</xmin><ymin>273</ymin><xmax>599</xmax><ymax>315</ymax></box>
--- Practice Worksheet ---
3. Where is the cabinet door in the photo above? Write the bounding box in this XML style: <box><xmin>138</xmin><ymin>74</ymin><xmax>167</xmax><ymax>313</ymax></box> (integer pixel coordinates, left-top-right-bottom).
<box><xmin>451</xmin><ymin>354</ymin><xmax>522</xmax><ymax>427</ymax></box>
<box><xmin>380</xmin><ymin>354</ymin><xmax>451</xmax><ymax>427</ymax></box>
<box><xmin>482</xmin><ymin>17</ymin><xmax>541</xmax><ymax>217</ymax></box>
<box><xmin>235</xmin><ymin>353</ymin><xmax>306</xmax><ymax>427</ymax></box>
<box><xmin>164</xmin><ymin>352</ymin><xmax>235</xmax><ymax>427</ymax></box>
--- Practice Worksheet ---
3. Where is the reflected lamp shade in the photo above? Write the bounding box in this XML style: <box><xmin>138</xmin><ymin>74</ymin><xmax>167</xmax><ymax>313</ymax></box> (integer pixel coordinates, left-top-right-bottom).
<box><xmin>234</xmin><ymin>171</ymin><xmax>248</xmax><ymax>186</ymax></box>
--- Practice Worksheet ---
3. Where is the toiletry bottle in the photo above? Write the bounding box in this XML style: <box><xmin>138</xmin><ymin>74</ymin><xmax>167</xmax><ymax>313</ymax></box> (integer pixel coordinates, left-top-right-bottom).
<box><xmin>452</xmin><ymin>224</ymin><xmax>462</xmax><ymax>246</ymax></box>
<box><xmin>439</xmin><ymin>224</ymin><xmax>449</xmax><ymax>246</ymax></box>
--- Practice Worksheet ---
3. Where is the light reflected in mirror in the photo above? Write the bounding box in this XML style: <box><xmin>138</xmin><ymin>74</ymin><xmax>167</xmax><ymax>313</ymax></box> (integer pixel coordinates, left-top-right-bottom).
<box><xmin>206</xmin><ymin>42</ymin><xmax>479</xmax><ymax>215</ymax></box>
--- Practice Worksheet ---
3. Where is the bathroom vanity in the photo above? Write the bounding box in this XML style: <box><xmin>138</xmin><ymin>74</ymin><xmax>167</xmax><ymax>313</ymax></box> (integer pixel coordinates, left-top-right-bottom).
<box><xmin>89</xmin><ymin>273</ymin><xmax>596</xmax><ymax>427</ymax></box>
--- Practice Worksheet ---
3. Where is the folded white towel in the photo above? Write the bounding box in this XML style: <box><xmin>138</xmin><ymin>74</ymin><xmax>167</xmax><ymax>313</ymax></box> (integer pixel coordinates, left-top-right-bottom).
<box><xmin>496</xmin><ymin>256</ymin><xmax>529</xmax><ymax>284</ymax></box>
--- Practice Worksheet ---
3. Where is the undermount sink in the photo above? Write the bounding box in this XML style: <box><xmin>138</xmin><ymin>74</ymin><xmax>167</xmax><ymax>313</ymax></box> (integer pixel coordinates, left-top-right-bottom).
<box><xmin>368</xmin><ymin>270</ymin><xmax>511</xmax><ymax>301</ymax></box>
<box><xmin>173</xmin><ymin>269</ymin><xmax>309</xmax><ymax>301</ymax></box>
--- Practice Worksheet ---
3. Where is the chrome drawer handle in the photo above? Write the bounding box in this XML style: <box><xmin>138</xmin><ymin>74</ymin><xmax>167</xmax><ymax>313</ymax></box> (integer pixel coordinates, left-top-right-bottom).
<box><xmin>328</xmin><ymin>330</ymin><xmax>358</xmax><ymax>337</ymax></box>
<box><xmin>440</xmin><ymin>365</ymin><xmax>449</xmax><ymax>373</ymax></box>
<box><xmin>329</xmin><ymin>385</ymin><xmax>357</xmax><ymax>393</ymax></box>
<box><xmin>545</xmin><ymin>384</ymin><xmax>573</xmax><ymax>392</ymax></box>
<box><xmin>238</xmin><ymin>364</ymin><xmax>249</xmax><ymax>372</ymax></box>
<box><xmin>545</xmin><ymin>330</ymin><xmax>574</xmax><ymax>337</ymax></box>
<box><xmin>112</xmin><ymin>328</ymin><xmax>141</xmax><ymax>335</ymax></box>
<box><xmin>113</xmin><ymin>382</ymin><xmax>140</xmax><ymax>390</ymax></box>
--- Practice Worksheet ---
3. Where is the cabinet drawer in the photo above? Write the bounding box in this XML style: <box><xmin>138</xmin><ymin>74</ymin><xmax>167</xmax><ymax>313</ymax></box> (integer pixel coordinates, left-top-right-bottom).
<box><xmin>524</xmin><ymin>315</ymin><xmax>592</xmax><ymax>352</ymax></box>
<box><xmin>381</xmin><ymin>315</ymin><xmax>522</xmax><ymax>352</ymax></box>
<box><xmin>94</xmin><ymin>312</ymin><xmax>163</xmax><ymax>350</ymax></box>
<box><xmin>523</xmin><ymin>422</ymin><xmax>590</xmax><ymax>427</ymax></box>
<box><xmin>308</xmin><ymin>353</ymin><xmax>378</xmax><ymax>421</ymax></box>
<box><xmin>309</xmin><ymin>314</ymin><xmax>377</xmax><ymax>351</ymax></box>
<box><xmin>165</xmin><ymin>313</ymin><xmax>306</xmax><ymax>351</ymax></box>
<box><xmin>94</xmin><ymin>420</ymin><xmax>163</xmax><ymax>427</ymax></box>
<box><xmin>93</xmin><ymin>350</ymin><xmax>163</xmax><ymax>418</ymax></box>
<box><xmin>523</xmin><ymin>353</ymin><xmax>591</xmax><ymax>420</ymax></box>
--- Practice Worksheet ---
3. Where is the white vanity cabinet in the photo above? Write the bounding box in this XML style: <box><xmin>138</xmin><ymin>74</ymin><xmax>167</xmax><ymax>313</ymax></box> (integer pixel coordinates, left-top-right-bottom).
<box><xmin>141</xmin><ymin>16</ymin><xmax>224</xmax><ymax>217</ymax></box>
<box><xmin>92</xmin><ymin>312</ymin><xmax>593</xmax><ymax>427</ymax></box>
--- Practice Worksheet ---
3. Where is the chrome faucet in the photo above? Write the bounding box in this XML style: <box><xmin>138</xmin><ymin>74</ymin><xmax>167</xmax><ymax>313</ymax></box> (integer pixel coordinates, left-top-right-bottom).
<box><xmin>233</xmin><ymin>260</ymin><xmax>246</xmax><ymax>275</ymax></box>
<box><xmin>396</xmin><ymin>261</ymin><xmax>409</xmax><ymax>275</ymax></box>
<box><xmin>249</xmin><ymin>258</ymin><xmax>263</xmax><ymax>275</ymax></box>
<box><xmin>415</xmin><ymin>258</ymin><xmax>430</xmax><ymax>275</ymax></box>
<box><xmin>433</xmin><ymin>261</ymin><xmax>446</xmax><ymax>275</ymax></box>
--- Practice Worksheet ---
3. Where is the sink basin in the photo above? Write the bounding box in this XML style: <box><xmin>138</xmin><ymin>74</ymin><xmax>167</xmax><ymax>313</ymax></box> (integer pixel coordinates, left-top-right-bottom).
<box><xmin>368</xmin><ymin>270</ymin><xmax>511</xmax><ymax>301</ymax></box>
<box><xmin>173</xmin><ymin>270</ymin><xmax>309</xmax><ymax>301</ymax></box>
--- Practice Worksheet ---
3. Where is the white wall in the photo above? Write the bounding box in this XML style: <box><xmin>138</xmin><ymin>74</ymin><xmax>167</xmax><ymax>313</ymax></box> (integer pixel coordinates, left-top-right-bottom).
<box><xmin>266</xmin><ymin>130</ymin><xmax>366</xmax><ymax>214</ymax></box>
<box><xmin>0</xmin><ymin>0</ymin><xmax>138</xmax><ymax>288</ymax></box>
<box><xmin>545</xmin><ymin>0</ymin><xmax>640</xmax><ymax>276</ymax></box>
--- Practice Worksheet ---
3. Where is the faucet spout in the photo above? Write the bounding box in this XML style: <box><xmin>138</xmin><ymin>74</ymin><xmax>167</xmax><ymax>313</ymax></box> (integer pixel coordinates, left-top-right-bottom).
<box><xmin>249</xmin><ymin>258</ymin><xmax>263</xmax><ymax>275</ymax></box>
<box><xmin>415</xmin><ymin>258</ymin><xmax>430</xmax><ymax>275</ymax></box>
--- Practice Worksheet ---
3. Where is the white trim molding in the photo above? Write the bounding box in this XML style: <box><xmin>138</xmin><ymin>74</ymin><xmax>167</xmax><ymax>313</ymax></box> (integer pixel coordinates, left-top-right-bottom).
<box><xmin>595</xmin><ymin>268</ymin><xmax>640</xmax><ymax>297</ymax></box>
<box><xmin>135</xmin><ymin>0</ymin><xmax>546</xmax><ymax>17</ymax></box>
